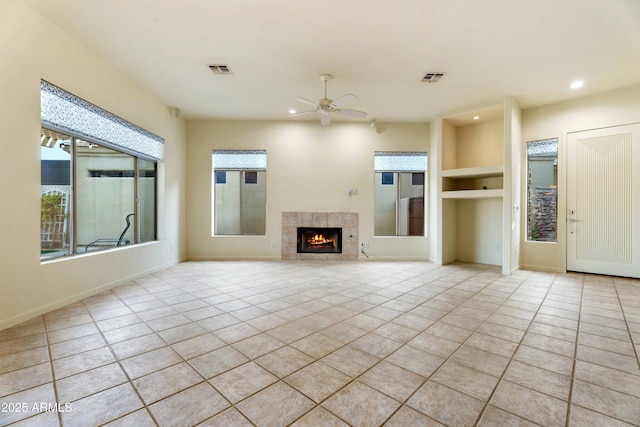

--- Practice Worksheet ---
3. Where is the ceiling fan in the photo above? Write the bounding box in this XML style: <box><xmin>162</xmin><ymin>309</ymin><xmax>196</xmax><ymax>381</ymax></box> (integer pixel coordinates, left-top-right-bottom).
<box><xmin>288</xmin><ymin>74</ymin><xmax>367</xmax><ymax>126</ymax></box>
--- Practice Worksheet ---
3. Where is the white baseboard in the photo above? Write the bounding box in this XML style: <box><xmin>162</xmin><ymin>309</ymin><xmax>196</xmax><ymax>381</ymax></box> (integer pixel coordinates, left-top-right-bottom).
<box><xmin>0</xmin><ymin>260</ymin><xmax>179</xmax><ymax>331</ymax></box>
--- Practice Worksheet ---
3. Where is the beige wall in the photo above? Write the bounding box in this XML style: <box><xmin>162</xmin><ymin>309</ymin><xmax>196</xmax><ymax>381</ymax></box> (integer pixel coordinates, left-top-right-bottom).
<box><xmin>521</xmin><ymin>84</ymin><xmax>640</xmax><ymax>272</ymax></box>
<box><xmin>0</xmin><ymin>0</ymin><xmax>186</xmax><ymax>329</ymax></box>
<box><xmin>456</xmin><ymin>118</ymin><xmax>504</xmax><ymax>169</ymax></box>
<box><xmin>186</xmin><ymin>120</ymin><xmax>430</xmax><ymax>260</ymax></box>
<box><xmin>455</xmin><ymin>198</ymin><xmax>503</xmax><ymax>265</ymax></box>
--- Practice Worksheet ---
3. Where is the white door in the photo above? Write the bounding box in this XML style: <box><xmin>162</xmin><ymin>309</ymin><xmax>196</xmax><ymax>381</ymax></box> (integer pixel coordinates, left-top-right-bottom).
<box><xmin>567</xmin><ymin>124</ymin><xmax>640</xmax><ymax>278</ymax></box>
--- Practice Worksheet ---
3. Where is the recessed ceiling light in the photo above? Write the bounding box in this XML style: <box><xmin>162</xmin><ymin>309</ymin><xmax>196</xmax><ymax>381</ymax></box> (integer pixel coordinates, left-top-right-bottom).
<box><xmin>473</xmin><ymin>116</ymin><xmax>480</xmax><ymax>120</ymax></box>
<box><xmin>570</xmin><ymin>80</ymin><xmax>584</xmax><ymax>89</ymax></box>
<box><xmin>288</xmin><ymin>109</ymin><xmax>297</xmax><ymax>114</ymax></box>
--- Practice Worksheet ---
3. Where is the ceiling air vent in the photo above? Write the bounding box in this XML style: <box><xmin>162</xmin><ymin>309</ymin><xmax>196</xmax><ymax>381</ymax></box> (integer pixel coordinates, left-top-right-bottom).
<box><xmin>209</xmin><ymin>64</ymin><xmax>232</xmax><ymax>75</ymax></box>
<box><xmin>421</xmin><ymin>72</ymin><xmax>445</xmax><ymax>83</ymax></box>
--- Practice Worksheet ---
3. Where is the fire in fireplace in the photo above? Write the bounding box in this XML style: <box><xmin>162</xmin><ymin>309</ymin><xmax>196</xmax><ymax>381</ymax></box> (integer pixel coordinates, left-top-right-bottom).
<box><xmin>297</xmin><ymin>227</ymin><xmax>342</xmax><ymax>253</ymax></box>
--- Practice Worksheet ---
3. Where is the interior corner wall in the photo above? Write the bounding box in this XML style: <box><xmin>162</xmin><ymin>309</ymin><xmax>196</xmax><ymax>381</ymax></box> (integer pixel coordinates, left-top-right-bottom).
<box><xmin>185</xmin><ymin>120</ymin><xmax>430</xmax><ymax>261</ymax></box>
<box><xmin>521</xmin><ymin>83</ymin><xmax>640</xmax><ymax>272</ymax></box>
<box><xmin>429</xmin><ymin>120</ymin><xmax>440</xmax><ymax>263</ymax></box>
<box><xmin>0</xmin><ymin>0</ymin><xmax>186</xmax><ymax>330</ymax></box>
<box><xmin>454</xmin><ymin>198</ymin><xmax>503</xmax><ymax>266</ymax></box>
<box><xmin>509</xmin><ymin>99</ymin><xmax>522</xmax><ymax>273</ymax></box>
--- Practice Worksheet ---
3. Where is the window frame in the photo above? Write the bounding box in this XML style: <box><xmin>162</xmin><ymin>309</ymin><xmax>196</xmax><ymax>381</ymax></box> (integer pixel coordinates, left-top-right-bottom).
<box><xmin>211</xmin><ymin>150</ymin><xmax>267</xmax><ymax>236</ymax></box>
<box><xmin>40</xmin><ymin>126</ymin><xmax>158</xmax><ymax>261</ymax></box>
<box><xmin>374</xmin><ymin>151</ymin><xmax>428</xmax><ymax>237</ymax></box>
<box><xmin>40</xmin><ymin>81</ymin><xmax>161</xmax><ymax>261</ymax></box>
<box><xmin>526</xmin><ymin>138</ymin><xmax>558</xmax><ymax>243</ymax></box>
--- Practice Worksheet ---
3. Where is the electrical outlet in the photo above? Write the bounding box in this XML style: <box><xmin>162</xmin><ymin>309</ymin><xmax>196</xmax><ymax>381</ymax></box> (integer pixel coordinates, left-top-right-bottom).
<box><xmin>270</xmin><ymin>241</ymin><xmax>276</xmax><ymax>248</ymax></box>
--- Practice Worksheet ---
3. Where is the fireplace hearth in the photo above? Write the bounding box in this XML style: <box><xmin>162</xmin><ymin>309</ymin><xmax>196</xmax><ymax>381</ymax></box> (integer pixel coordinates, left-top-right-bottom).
<box><xmin>297</xmin><ymin>227</ymin><xmax>342</xmax><ymax>253</ymax></box>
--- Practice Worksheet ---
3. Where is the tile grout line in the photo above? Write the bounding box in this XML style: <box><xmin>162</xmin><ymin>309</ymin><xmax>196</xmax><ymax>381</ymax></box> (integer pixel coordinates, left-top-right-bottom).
<box><xmin>4</xmin><ymin>262</ymin><xmax>640</xmax><ymax>426</ymax></box>
<box><xmin>43</xmin><ymin>315</ymin><xmax>64</xmax><ymax>427</ymax></box>
<box><xmin>365</xmin><ymin>267</ymin><xmax>510</xmax><ymax>422</ymax></box>
<box><xmin>135</xmin><ymin>278</ymin><xmax>252</xmax><ymax>426</ymax></box>
<box><xmin>146</xmin><ymin>266</ymin><xmax>379</xmax><ymax>425</ymax></box>
<box><xmin>0</xmin><ymin>266</ymin><xmax>516</xmax><ymax>425</ymax></box>
<box><xmin>372</xmin><ymin>268</ymin><xmax>527</xmax><ymax>425</ymax></box>
<box><xmin>214</xmin><ymin>263</ymin><xmax>411</xmax><ymax>425</ymax></box>
<box><xmin>123</xmin><ymin>275</ymin><xmax>265</xmax><ymax>426</ymax></box>
<box><xmin>574</xmin><ymin>278</ymin><xmax>640</xmax><ymax>422</ymax></box>
<box><xmin>470</xmin><ymin>274</ymin><xmax>562</xmax><ymax>426</ymax></box>
<box><xmin>612</xmin><ymin>278</ymin><xmax>640</xmax><ymax>372</ymax></box>
<box><xmin>80</xmin><ymin>290</ymin><xmax>163</xmax><ymax>427</ymax></box>
<box><xmin>228</xmin><ymin>265</ymin><xmax>449</xmax><ymax>425</ymax></box>
<box><xmin>562</xmin><ymin>274</ymin><xmax>585</xmax><ymax>427</ymax></box>
<box><xmin>277</xmin><ymin>265</ymin><xmax>498</xmax><ymax>426</ymax></box>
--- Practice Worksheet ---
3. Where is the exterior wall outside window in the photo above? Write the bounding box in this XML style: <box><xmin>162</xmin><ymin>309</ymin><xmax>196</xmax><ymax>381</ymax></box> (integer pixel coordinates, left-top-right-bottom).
<box><xmin>526</xmin><ymin>138</ymin><xmax>558</xmax><ymax>242</ymax></box>
<box><xmin>40</xmin><ymin>131</ymin><xmax>158</xmax><ymax>260</ymax></box>
<box><xmin>212</xmin><ymin>150</ymin><xmax>267</xmax><ymax>236</ymax></box>
<box><xmin>374</xmin><ymin>152</ymin><xmax>427</xmax><ymax>237</ymax></box>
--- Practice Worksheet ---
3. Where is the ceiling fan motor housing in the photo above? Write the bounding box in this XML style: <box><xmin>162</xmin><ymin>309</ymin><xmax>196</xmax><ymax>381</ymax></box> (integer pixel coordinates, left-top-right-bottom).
<box><xmin>319</xmin><ymin>99</ymin><xmax>332</xmax><ymax>109</ymax></box>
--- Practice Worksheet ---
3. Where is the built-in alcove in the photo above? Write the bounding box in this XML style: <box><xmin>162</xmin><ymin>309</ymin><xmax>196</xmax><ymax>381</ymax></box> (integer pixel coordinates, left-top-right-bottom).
<box><xmin>438</xmin><ymin>98</ymin><xmax>520</xmax><ymax>275</ymax></box>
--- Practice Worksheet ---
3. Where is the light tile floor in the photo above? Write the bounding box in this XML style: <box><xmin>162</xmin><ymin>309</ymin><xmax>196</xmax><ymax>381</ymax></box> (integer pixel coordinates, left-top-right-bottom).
<box><xmin>1</xmin><ymin>261</ymin><xmax>640</xmax><ymax>426</ymax></box>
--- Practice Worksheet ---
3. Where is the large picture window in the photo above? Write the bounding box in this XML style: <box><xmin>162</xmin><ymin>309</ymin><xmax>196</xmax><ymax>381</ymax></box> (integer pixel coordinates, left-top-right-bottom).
<box><xmin>526</xmin><ymin>138</ymin><xmax>558</xmax><ymax>242</ymax></box>
<box><xmin>40</xmin><ymin>81</ymin><xmax>160</xmax><ymax>261</ymax></box>
<box><xmin>212</xmin><ymin>150</ymin><xmax>266</xmax><ymax>236</ymax></box>
<box><xmin>374</xmin><ymin>152</ymin><xmax>427</xmax><ymax>236</ymax></box>
<box><xmin>40</xmin><ymin>130</ymin><xmax>157</xmax><ymax>259</ymax></box>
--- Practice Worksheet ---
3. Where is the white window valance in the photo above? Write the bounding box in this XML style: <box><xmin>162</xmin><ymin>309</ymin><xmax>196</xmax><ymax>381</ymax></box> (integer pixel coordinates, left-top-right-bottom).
<box><xmin>374</xmin><ymin>151</ymin><xmax>428</xmax><ymax>171</ymax></box>
<box><xmin>41</xmin><ymin>80</ymin><xmax>164</xmax><ymax>161</ymax></box>
<box><xmin>212</xmin><ymin>150</ymin><xmax>267</xmax><ymax>170</ymax></box>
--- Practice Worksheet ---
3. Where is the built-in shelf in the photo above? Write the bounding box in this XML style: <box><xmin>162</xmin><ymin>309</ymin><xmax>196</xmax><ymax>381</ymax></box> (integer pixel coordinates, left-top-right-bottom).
<box><xmin>441</xmin><ymin>165</ymin><xmax>504</xmax><ymax>179</ymax></box>
<box><xmin>441</xmin><ymin>165</ymin><xmax>504</xmax><ymax>194</ymax></box>
<box><xmin>441</xmin><ymin>189</ymin><xmax>503</xmax><ymax>199</ymax></box>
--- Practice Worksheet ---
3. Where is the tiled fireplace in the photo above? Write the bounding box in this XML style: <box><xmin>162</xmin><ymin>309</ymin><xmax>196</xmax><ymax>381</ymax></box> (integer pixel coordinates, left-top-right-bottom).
<box><xmin>282</xmin><ymin>212</ymin><xmax>358</xmax><ymax>261</ymax></box>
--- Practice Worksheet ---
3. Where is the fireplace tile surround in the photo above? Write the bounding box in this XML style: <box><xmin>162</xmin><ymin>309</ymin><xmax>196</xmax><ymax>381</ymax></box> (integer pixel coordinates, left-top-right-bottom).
<box><xmin>282</xmin><ymin>212</ymin><xmax>358</xmax><ymax>261</ymax></box>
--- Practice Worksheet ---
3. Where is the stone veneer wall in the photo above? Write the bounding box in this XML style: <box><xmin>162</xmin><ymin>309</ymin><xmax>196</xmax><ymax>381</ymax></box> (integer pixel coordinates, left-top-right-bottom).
<box><xmin>282</xmin><ymin>212</ymin><xmax>359</xmax><ymax>261</ymax></box>
<box><xmin>529</xmin><ymin>187</ymin><xmax>557</xmax><ymax>242</ymax></box>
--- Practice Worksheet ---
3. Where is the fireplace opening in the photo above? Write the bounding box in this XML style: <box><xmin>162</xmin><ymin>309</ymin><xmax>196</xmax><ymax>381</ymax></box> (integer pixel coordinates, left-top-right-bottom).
<box><xmin>297</xmin><ymin>227</ymin><xmax>342</xmax><ymax>254</ymax></box>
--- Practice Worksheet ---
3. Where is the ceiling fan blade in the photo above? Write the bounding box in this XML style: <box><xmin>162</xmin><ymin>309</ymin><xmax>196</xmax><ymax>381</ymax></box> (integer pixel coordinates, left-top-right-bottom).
<box><xmin>287</xmin><ymin>110</ymin><xmax>316</xmax><ymax>118</ymax></box>
<box><xmin>320</xmin><ymin>111</ymin><xmax>331</xmax><ymax>126</ymax></box>
<box><xmin>335</xmin><ymin>108</ymin><xmax>368</xmax><ymax>119</ymax></box>
<box><xmin>293</xmin><ymin>97</ymin><xmax>318</xmax><ymax>108</ymax></box>
<box><xmin>332</xmin><ymin>93</ymin><xmax>357</xmax><ymax>107</ymax></box>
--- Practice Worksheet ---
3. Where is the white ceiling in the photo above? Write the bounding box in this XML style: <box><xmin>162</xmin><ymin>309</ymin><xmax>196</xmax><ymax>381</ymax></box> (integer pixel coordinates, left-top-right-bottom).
<box><xmin>25</xmin><ymin>0</ymin><xmax>640</xmax><ymax>124</ymax></box>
